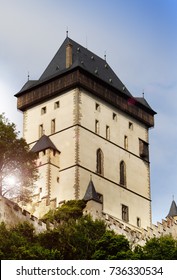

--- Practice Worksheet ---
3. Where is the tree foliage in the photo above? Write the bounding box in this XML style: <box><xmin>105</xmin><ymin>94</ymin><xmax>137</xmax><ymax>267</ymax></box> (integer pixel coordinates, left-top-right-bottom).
<box><xmin>92</xmin><ymin>231</ymin><xmax>134</xmax><ymax>260</ymax></box>
<box><xmin>41</xmin><ymin>200</ymin><xmax>86</xmax><ymax>223</ymax></box>
<box><xmin>0</xmin><ymin>114</ymin><xmax>38</xmax><ymax>202</ymax></box>
<box><xmin>38</xmin><ymin>215</ymin><xmax>106</xmax><ymax>259</ymax></box>
<box><xmin>0</xmin><ymin>222</ymin><xmax>60</xmax><ymax>259</ymax></box>
<box><xmin>139</xmin><ymin>235</ymin><xmax>177</xmax><ymax>260</ymax></box>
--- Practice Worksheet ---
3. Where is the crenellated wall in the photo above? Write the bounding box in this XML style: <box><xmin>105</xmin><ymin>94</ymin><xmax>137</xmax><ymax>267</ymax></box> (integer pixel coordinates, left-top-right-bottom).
<box><xmin>103</xmin><ymin>213</ymin><xmax>177</xmax><ymax>246</ymax></box>
<box><xmin>84</xmin><ymin>200</ymin><xmax>177</xmax><ymax>246</ymax></box>
<box><xmin>1</xmin><ymin>195</ymin><xmax>177</xmax><ymax>247</ymax></box>
<box><xmin>0</xmin><ymin>196</ymin><xmax>47</xmax><ymax>233</ymax></box>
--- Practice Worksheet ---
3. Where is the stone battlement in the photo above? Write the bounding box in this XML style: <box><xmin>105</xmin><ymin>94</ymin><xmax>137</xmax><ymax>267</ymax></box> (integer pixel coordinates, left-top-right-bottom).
<box><xmin>101</xmin><ymin>212</ymin><xmax>177</xmax><ymax>246</ymax></box>
<box><xmin>84</xmin><ymin>200</ymin><xmax>177</xmax><ymax>246</ymax></box>
<box><xmin>1</xmin><ymin>195</ymin><xmax>177</xmax><ymax>246</ymax></box>
<box><xmin>0</xmin><ymin>195</ymin><xmax>47</xmax><ymax>233</ymax></box>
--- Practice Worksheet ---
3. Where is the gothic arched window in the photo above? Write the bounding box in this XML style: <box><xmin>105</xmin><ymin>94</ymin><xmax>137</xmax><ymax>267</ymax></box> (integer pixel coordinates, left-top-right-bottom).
<box><xmin>120</xmin><ymin>160</ymin><xmax>126</xmax><ymax>186</ymax></box>
<box><xmin>96</xmin><ymin>148</ymin><xmax>104</xmax><ymax>175</ymax></box>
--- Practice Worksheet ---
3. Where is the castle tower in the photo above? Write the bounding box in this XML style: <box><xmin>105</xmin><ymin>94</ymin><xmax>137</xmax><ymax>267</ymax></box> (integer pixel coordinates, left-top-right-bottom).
<box><xmin>15</xmin><ymin>37</ymin><xmax>156</xmax><ymax>228</ymax></box>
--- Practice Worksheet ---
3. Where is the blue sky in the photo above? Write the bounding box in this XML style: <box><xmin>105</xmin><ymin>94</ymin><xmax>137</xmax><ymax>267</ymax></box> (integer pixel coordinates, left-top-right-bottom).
<box><xmin>0</xmin><ymin>0</ymin><xmax>177</xmax><ymax>224</ymax></box>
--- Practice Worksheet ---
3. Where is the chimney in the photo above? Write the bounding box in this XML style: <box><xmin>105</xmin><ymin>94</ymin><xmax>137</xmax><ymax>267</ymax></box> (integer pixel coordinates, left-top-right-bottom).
<box><xmin>66</xmin><ymin>42</ymin><xmax>73</xmax><ymax>68</ymax></box>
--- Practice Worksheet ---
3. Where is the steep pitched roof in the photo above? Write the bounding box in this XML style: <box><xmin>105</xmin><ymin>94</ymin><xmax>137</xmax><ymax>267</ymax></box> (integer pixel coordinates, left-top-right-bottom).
<box><xmin>83</xmin><ymin>179</ymin><xmax>101</xmax><ymax>203</ymax></box>
<box><xmin>20</xmin><ymin>37</ymin><xmax>132</xmax><ymax>97</ymax></box>
<box><xmin>135</xmin><ymin>97</ymin><xmax>154</xmax><ymax>112</ymax></box>
<box><xmin>166</xmin><ymin>200</ymin><xmax>177</xmax><ymax>218</ymax></box>
<box><xmin>31</xmin><ymin>134</ymin><xmax>59</xmax><ymax>153</ymax></box>
<box><xmin>20</xmin><ymin>80</ymin><xmax>37</xmax><ymax>92</ymax></box>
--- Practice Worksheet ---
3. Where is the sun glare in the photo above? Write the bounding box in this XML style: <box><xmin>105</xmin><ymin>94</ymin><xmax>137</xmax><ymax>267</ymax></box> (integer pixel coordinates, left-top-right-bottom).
<box><xmin>4</xmin><ymin>175</ymin><xmax>17</xmax><ymax>186</ymax></box>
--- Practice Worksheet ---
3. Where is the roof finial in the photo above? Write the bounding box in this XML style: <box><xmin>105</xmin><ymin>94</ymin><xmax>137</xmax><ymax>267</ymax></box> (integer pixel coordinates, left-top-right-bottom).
<box><xmin>86</xmin><ymin>35</ymin><xmax>88</xmax><ymax>49</ymax></box>
<box><xmin>90</xmin><ymin>174</ymin><xmax>92</xmax><ymax>181</ymax></box>
<box><xmin>104</xmin><ymin>50</ymin><xmax>107</xmax><ymax>61</ymax></box>
<box><xmin>27</xmin><ymin>71</ymin><xmax>30</xmax><ymax>81</ymax></box>
<box><xmin>142</xmin><ymin>91</ymin><xmax>145</xmax><ymax>98</ymax></box>
<box><xmin>173</xmin><ymin>194</ymin><xmax>175</xmax><ymax>201</ymax></box>
<box><xmin>66</xmin><ymin>26</ymin><xmax>68</xmax><ymax>38</ymax></box>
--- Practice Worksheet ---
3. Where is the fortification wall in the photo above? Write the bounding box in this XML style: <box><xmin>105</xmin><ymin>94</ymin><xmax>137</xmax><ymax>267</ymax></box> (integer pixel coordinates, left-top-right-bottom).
<box><xmin>103</xmin><ymin>212</ymin><xmax>177</xmax><ymax>246</ymax></box>
<box><xmin>0</xmin><ymin>196</ymin><xmax>47</xmax><ymax>233</ymax></box>
<box><xmin>84</xmin><ymin>200</ymin><xmax>177</xmax><ymax>246</ymax></box>
<box><xmin>1</xmin><ymin>196</ymin><xmax>177</xmax><ymax>246</ymax></box>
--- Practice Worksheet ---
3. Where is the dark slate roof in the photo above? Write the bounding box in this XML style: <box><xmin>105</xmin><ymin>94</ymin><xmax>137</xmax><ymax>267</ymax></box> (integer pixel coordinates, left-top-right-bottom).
<box><xmin>20</xmin><ymin>80</ymin><xmax>37</xmax><ymax>92</ymax></box>
<box><xmin>83</xmin><ymin>179</ymin><xmax>101</xmax><ymax>203</ymax></box>
<box><xmin>135</xmin><ymin>97</ymin><xmax>154</xmax><ymax>112</ymax></box>
<box><xmin>31</xmin><ymin>134</ymin><xmax>60</xmax><ymax>153</ymax></box>
<box><xmin>19</xmin><ymin>37</ymin><xmax>132</xmax><ymax>97</ymax></box>
<box><xmin>166</xmin><ymin>200</ymin><xmax>177</xmax><ymax>218</ymax></box>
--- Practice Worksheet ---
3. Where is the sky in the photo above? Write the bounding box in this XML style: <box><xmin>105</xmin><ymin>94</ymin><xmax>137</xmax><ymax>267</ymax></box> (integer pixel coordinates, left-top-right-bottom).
<box><xmin>0</xmin><ymin>0</ymin><xmax>177</xmax><ymax>224</ymax></box>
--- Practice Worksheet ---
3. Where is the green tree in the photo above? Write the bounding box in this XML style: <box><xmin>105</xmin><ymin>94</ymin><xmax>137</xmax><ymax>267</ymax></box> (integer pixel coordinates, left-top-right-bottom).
<box><xmin>0</xmin><ymin>114</ymin><xmax>38</xmax><ymax>203</ymax></box>
<box><xmin>42</xmin><ymin>200</ymin><xmax>86</xmax><ymax>223</ymax></box>
<box><xmin>38</xmin><ymin>214</ymin><xmax>106</xmax><ymax>259</ymax></box>
<box><xmin>92</xmin><ymin>231</ymin><xmax>134</xmax><ymax>260</ymax></box>
<box><xmin>40</xmin><ymin>200</ymin><xmax>106</xmax><ymax>259</ymax></box>
<box><xmin>141</xmin><ymin>235</ymin><xmax>177</xmax><ymax>260</ymax></box>
<box><xmin>0</xmin><ymin>222</ymin><xmax>61</xmax><ymax>259</ymax></box>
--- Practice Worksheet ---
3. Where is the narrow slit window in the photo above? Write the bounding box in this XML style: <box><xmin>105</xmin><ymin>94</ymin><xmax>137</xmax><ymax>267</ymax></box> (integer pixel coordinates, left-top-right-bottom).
<box><xmin>137</xmin><ymin>217</ymin><xmax>141</xmax><ymax>227</ymax></box>
<box><xmin>39</xmin><ymin>124</ymin><xmax>44</xmax><ymax>138</ymax></box>
<box><xmin>106</xmin><ymin>125</ymin><xmax>110</xmax><ymax>140</ymax></box>
<box><xmin>124</xmin><ymin>135</ymin><xmax>128</xmax><ymax>149</ymax></box>
<box><xmin>120</xmin><ymin>160</ymin><xmax>126</xmax><ymax>186</ymax></box>
<box><xmin>129</xmin><ymin>122</ymin><xmax>133</xmax><ymax>130</ymax></box>
<box><xmin>113</xmin><ymin>113</ymin><xmax>117</xmax><ymax>121</ymax></box>
<box><xmin>95</xmin><ymin>103</ymin><xmax>100</xmax><ymax>111</ymax></box>
<box><xmin>96</xmin><ymin>148</ymin><xmax>104</xmax><ymax>175</ymax></box>
<box><xmin>95</xmin><ymin>120</ymin><xmax>99</xmax><ymax>134</ymax></box>
<box><xmin>54</xmin><ymin>101</ymin><xmax>60</xmax><ymax>109</ymax></box>
<box><xmin>51</xmin><ymin>119</ymin><xmax>56</xmax><ymax>134</ymax></box>
<box><xmin>41</xmin><ymin>106</ymin><xmax>46</xmax><ymax>115</ymax></box>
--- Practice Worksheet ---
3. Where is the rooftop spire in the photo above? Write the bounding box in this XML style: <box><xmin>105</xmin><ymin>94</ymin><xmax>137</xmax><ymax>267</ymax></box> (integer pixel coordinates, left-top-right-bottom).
<box><xmin>166</xmin><ymin>199</ymin><xmax>177</xmax><ymax>218</ymax></box>
<box><xmin>66</xmin><ymin>26</ymin><xmax>68</xmax><ymax>38</ymax></box>
<box><xmin>83</xmin><ymin>177</ymin><xmax>101</xmax><ymax>203</ymax></box>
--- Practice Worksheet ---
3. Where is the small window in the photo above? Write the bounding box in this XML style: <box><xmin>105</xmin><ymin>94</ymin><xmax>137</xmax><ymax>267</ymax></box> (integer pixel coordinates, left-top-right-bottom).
<box><xmin>113</xmin><ymin>113</ymin><xmax>117</xmax><ymax>121</ymax></box>
<box><xmin>137</xmin><ymin>217</ymin><xmax>141</xmax><ymax>227</ymax></box>
<box><xmin>42</xmin><ymin>150</ymin><xmax>46</xmax><ymax>156</ymax></box>
<box><xmin>106</xmin><ymin>125</ymin><xmax>110</xmax><ymax>140</ymax></box>
<box><xmin>95</xmin><ymin>103</ymin><xmax>100</xmax><ymax>111</ymax></box>
<box><xmin>57</xmin><ymin>177</ymin><xmax>60</xmax><ymax>183</ymax></box>
<box><xmin>139</xmin><ymin>139</ymin><xmax>149</xmax><ymax>160</ymax></box>
<box><xmin>95</xmin><ymin>120</ymin><xmax>99</xmax><ymax>134</ymax></box>
<box><xmin>122</xmin><ymin>204</ymin><xmax>129</xmax><ymax>222</ymax></box>
<box><xmin>41</xmin><ymin>106</ymin><xmax>46</xmax><ymax>115</ymax></box>
<box><xmin>54</xmin><ymin>101</ymin><xmax>60</xmax><ymax>109</ymax></box>
<box><xmin>39</xmin><ymin>124</ymin><xmax>44</xmax><ymax>138</ymax></box>
<box><xmin>97</xmin><ymin>193</ymin><xmax>103</xmax><ymax>203</ymax></box>
<box><xmin>129</xmin><ymin>122</ymin><xmax>133</xmax><ymax>130</ymax></box>
<box><xmin>124</xmin><ymin>135</ymin><xmax>128</xmax><ymax>149</ymax></box>
<box><xmin>51</xmin><ymin>119</ymin><xmax>56</xmax><ymax>134</ymax></box>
